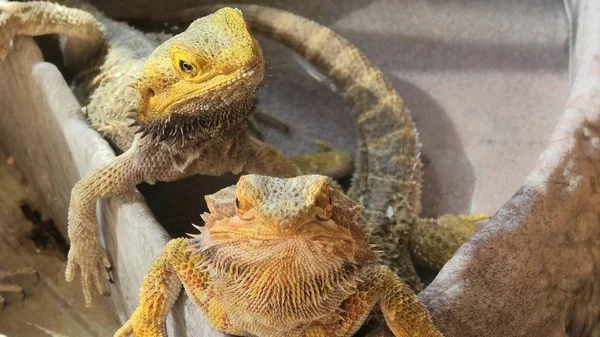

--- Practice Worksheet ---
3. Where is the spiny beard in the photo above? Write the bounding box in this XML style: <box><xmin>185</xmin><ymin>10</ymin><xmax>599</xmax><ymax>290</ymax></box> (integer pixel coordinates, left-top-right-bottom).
<box><xmin>189</xmin><ymin>231</ymin><xmax>363</xmax><ymax>322</ymax></box>
<box><xmin>131</xmin><ymin>93</ymin><xmax>256</xmax><ymax>146</ymax></box>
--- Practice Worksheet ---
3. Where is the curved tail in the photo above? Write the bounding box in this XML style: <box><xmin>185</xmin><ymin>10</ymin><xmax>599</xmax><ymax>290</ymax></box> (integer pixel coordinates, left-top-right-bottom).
<box><xmin>165</xmin><ymin>4</ymin><xmax>424</xmax><ymax>289</ymax></box>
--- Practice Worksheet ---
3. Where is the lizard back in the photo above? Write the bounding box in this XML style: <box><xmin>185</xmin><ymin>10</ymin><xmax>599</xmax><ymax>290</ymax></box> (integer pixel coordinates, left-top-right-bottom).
<box><xmin>65</xmin><ymin>1</ymin><xmax>166</xmax><ymax>150</ymax></box>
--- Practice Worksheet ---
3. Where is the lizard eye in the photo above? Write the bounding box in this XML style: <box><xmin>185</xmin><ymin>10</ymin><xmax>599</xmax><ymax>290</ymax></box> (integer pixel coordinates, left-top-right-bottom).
<box><xmin>179</xmin><ymin>60</ymin><xmax>194</xmax><ymax>73</ymax></box>
<box><xmin>234</xmin><ymin>197</ymin><xmax>255</xmax><ymax>221</ymax></box>
<box><xmin>170</xmin><ymin>49</ymin><xmax>207</xmax><ymax>77</ymax></box>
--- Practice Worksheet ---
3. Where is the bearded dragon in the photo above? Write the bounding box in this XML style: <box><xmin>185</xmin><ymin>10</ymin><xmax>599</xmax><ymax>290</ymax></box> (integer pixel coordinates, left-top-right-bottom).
<box><xmin>0</xmin><ymin>1</ymin><xmax>346</xmax><ymax>307</ymax></box>
<box><xmin>114</xmin><ymin>174</ymin><xmax>444</xmax><ymax>337</ymax></box>
<box><xmin>0</xmin><ymin>1</ymin><xmax>483</xmax><ymax>306</ymax></box>
<box><xmin>190</xmin><ymin>5</ymin><xmax>487</xmax><ymax>291</ymax></box>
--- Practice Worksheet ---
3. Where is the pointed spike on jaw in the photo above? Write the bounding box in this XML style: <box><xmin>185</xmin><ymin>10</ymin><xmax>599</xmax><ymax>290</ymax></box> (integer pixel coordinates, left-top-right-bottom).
<box><xmin>200</xmin><ymin>213</ymin><xmax>212</xmax><ymax>223</ymax></box>
<box><xmin>191</xmin><ymin>223</ymin><xmax>203</xmax><ymax>233</ymax></box>
<box><xmin>126</xmin><ymin>113</ymin><xmax>136</xmax><ymax>119</ymax></box>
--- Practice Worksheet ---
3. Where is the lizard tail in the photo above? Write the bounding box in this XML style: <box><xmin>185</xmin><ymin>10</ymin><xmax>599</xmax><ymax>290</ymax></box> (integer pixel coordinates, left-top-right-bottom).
<box><xmin>240</xmin><ymin>5</ymin><xmax>422</xmax><ymax>198</ymax></box>
<box><xmin>238</xmin><ymin>5</ymin><xmax>425</xmax><ymax>290</ymax></box>
<box><xmin>165</xmin><ymin>4</ymin><xmax>424</xmax><ymax>289</ymax></box>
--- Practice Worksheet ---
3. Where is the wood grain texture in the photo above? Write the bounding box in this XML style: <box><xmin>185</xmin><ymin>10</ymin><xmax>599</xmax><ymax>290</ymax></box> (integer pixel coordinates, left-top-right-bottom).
<box><xmin>0</xmin><ymin>34</ymin><xmax>226</xmax><ymax>336</ymax></box>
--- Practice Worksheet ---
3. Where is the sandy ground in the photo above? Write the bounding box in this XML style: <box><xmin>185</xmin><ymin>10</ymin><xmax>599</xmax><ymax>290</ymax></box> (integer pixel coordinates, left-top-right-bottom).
<box><xmin>0</xmin><ymin>142</ymin><xmax>119</xmax><ymax>337</ymax></box>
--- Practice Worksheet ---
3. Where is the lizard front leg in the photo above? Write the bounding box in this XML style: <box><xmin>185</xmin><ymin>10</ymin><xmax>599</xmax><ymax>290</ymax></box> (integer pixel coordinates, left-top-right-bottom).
<box><xmin>297</xmin><ymin>265</ymin><xmax>442</xmax><ymax>337</ymax></box>
<box><xmin>0</xmin><ymin>1</ymin><xmax>105</xmax><ymax>61</ymax></box>
<box><xmin>365</xmin><ymin>265</ymin><xmax>443</xmax><ymax>337</ymax></box>
<box><xmin>246</xmin><ymin>109</ymin><xmax>354</xmax><ymax>181</ymax></box>
<box><xmin>114</xmin><ymin>239</ymin><xmax>244</xmax><ymax>337</ymax></box>
<box><xmin>66</xmin><ymin>146</ymin><xmax>148</xmax><ymax>307</ymax></box>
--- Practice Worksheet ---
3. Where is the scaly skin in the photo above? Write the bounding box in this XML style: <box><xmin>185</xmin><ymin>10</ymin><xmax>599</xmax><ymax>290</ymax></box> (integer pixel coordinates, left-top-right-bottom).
<box><xmin>114</xmin><ymin>175</ymin><xmax>444</xmax><ymax>337</ymax></box>
<box><xmin>89</xmin><ymin>1</ymin><xmax>485</xmax><ymax>289</ymax></box>
<box><xmin>0</xmin><ymin>1</ymin><xmax>483</xmax><ymax>304</ymax></box>
<box><xmin>200</xmin><ymin>4</ymin><xmax>487</xmax><ymax>290</ymax></box>
<box><xmin>0</xmin><ymin>267</ymin><xmax>38</xmax><ymax>309</ymax></box>
<box><xmin>0</xmin><ymin>1</ymin><xmax>352</xmax><ymax>307</ymax></box>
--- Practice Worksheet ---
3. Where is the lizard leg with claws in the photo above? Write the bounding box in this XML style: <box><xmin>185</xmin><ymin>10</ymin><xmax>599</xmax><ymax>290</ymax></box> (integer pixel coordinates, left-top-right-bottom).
<box><xmin>297</xmin><ymin>265</ymin><xmax>443</xmax><ymax>337</ymax></box>
<box><xmin>113</xmin><ymin>239</ymin><xmax>246</xmax><ymax>337</ymax></box>
<box><xmin>290</xmin><ymin>141</ymin><xmax>354</xmax><ymax>181</ymax></box>
<box><xmin>364</xmin><ymin>265</ymin><xmax>443</xmax><ymax>337</ymax></box>
<box><xmin>1</xmin><ymin>2</ymin><xmax>351</xmax><ymax>307</ymax></box>
<box><xmin>113</xmin><ymin>241</ymin><xmax>441</xmax><ymax>337</ymax></box>
<box><xmin>114</xmin><ymin>175</ymin><xmax>444</xmax><ymax>337</ymax></box>
<box><xmin>67</xmin><ymin>132</ymin><xmax>307</xmax><ymax>307</ymax></box>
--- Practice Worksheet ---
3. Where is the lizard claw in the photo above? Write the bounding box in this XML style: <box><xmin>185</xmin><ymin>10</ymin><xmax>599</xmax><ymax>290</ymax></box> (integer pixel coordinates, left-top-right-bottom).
<box><xmin>65</xmin><ymin>243</ymin><xmax>112</xmax><ymax>307</ymax></box>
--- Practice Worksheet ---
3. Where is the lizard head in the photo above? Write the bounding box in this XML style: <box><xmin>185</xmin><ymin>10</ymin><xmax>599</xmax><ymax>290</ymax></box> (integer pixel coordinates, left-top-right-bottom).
<box><xmin>199</xmin><ymin>175</ymin><xmax>367</xmax><ymax>242</ymax></box>
<box><xmin>134</xmin><ymin>7</ymin><xmax>263</xmax><ymax>141</ymax></box>
<box><xmin>189</xmin><ymin>175</ymin><xmax>378</xmax><ymax>319</ymax></box>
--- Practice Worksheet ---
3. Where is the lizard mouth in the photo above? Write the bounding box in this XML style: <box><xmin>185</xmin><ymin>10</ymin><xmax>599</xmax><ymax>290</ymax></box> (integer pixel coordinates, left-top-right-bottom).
<box><xmin>167</xmin><ymin>61</ymin><xmax>262</xmax><ymax>109</ymax></box>
<box><xmin>204</xmin><ymin>218</ymin><xmax>357</xmax><ymax>245</ymax></box>
<box><xmin>133</xmin><ymin>61</ymin><xmax>264</xmax><ymax>143</ymax></box>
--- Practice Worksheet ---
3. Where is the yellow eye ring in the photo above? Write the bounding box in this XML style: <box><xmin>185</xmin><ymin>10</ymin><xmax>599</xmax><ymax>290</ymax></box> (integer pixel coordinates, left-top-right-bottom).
<box><xmin>170</xmin><ymin>49</ymin><xmax>203</xmax><ymax>77</ymax></box>
<box><xmin>234</xmin><ymin>197</ymin><xmax>255</xmax><ymax>221</ymax></box>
